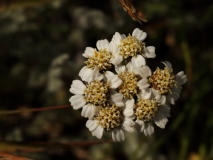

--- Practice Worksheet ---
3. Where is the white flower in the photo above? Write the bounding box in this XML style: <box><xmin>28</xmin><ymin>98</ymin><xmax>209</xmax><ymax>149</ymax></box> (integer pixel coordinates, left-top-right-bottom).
<box><xmin>111</xmin><ymin>28</ymin><xmax>156</xmax><ymax>67</ymax></box>
<box><xmin>115</xmin><ymin>62</ymin><xmax>151</xmax><ymax>99</ymax></box>
<box><xmin>149</xmin><ymin>61</ymin><xmax>187</xmax><ymax>105</ymax></box>
<box><xmin>69</xmin><ymin>70</ymin><xmax>122</xmax><ymax>119</ymax></box>
<box><xmin>86</xmin><ymin>99</ymin><xmax>135</xmax><ymax>142</ymax></box>
<box><xmin>135</xmin><ymin>91</ymin><xmax>170</xmax><ymax>136</ymax></box>
<box><xmin>79</xmin><ymin>39</ymin><xmax>118</xmax><ymax>82</ymax></box>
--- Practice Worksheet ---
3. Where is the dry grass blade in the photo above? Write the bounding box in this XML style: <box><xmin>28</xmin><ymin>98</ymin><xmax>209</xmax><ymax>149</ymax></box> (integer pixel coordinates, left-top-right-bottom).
<box><xmin>116</xmin><ymin>0</ymin><xmax>147</xmax><ymax>24</ymax></box>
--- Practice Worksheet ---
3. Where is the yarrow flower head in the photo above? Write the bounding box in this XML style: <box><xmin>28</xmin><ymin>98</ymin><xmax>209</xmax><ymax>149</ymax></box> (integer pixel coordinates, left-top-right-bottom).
<box><xmin>86</xmin><ymin>99</ymin><xmax>135</xmax><ymax>142</ymax></box>
<box><xmin>79</xmin><ymin>39</ymin><xmax>118</xmax><ymax>82</ymax></box>
<box><xmin>134</xmin><ymin>90</ymin><xmax>170</xmax><ymax>136</ymax></box>
<box><xmin>69</xmin><ymin>67</ymin><xmax>122</xmax><ymax>119</ymax></box>
<box><xmin>69</xmin><ymin>28</ymin><xmax>187</xmax><ymax>142</ymax></box>
<box><xmin>115</xmin><ymin>62</ymin><xmax>152</xmax><ymax>99</ymax></box>
<box><xmin>111</xmin><ymin>28</ymin><xmax>156</xmax><ymax>67</ymax></box>
<box><xmin>148</xmin><ymin>61</ymin><xmax>187</xmax><ymax>105</ymax></box>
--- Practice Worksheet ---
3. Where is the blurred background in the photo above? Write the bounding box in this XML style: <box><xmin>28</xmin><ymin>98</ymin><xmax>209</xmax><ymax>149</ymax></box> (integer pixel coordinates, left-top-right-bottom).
<box><xmin>0</xmin><ymin>0</ymin><xmax>213</xmax><ymax>159</ymax></box>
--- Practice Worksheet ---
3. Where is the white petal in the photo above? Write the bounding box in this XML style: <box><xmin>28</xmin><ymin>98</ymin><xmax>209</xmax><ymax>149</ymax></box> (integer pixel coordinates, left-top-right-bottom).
<box><xmin>69</xmin><ymin>95</ymin><xmax>86</xmax><ymax>110</ymax></box>
<box><xmin>92</xmin><ymin>126</ymin><xmax>104</xmax><ymax>139</ymax></box>
<box><xmin>123</xmin><ymin>108</ymin><xmax>134</xmax><ymax>118</ymax></box>
<box><xmin>105</xmin><ymin>71</ymin><xmax>122</xmax><ymax>89</ymax></box>
<box><xmin>172</xmin><ymin>86</ymin><xmax>182</xmax><ymax>94</ymax></box>
<box><xmin>144</xmin><ymin>122</ymin><xmax>154</xmax><ymax>136</ymax></box>
<box><xmin>167</xmin><ymin>90</ymin><xmax>180</xmax><ymax>105</ymax></box>
<box><xmin>135</xmin><ymin>119</ymin><xmax>145</xmax><ymax>132</ymax></box>
<box><xmin>104</xmin><ymin>70</ymin><xmax>116</xmax><ymax>80</ymax></box>
<box><xmin>154</xmin><ymin>114</ymin><xmax>168</xmax><ymax>128</ymax></box>
<box><xmin>135</xmin><ymin>65</ymin><xmax>152</xmax><ymax>78</ymax></box>
<box><xmin>108</xmin><ymin>41</ymin><xmax>119</xmax><ymax>54</ymax></box>
<box><xmin>143</xmin><ymin>46</ymin><xmax>156</xmax><ymax>58</ymax></box>
<box><xmin>125</xmin><ymin>99</ymin><xmax>135</xmax><ymax>109</ymax></box>
<box><xmin>125</xmin><ymin>62</ymin><xmax>134</xmax><ymax>72</ymax></box>
<box><xmin>82</xmin><ymin>47</ymin><xmax>94</xmax><ymax>58</ymax></box>
<box><xmin>112</xmin><ymin>128</ymin><xmax>125</xmax><ymax>142</ymax></box>
<box><xmin>122</xmin><ymin>125</ymin><xmax>134</xmax><ymax>133</ymax></box>
<box><xmin>158</xmin><ymin>105</ymin><xmax>171</xmax><ymax>117</ymax></box>
<box><xmin>122</xmin><ymin>118</ymin><xmax>135</xmax><ymax>132</ymax></box>
<box><xmin>139</xmin><ymin>88</ymin><xmax>152</xmax><ymax>99</ymax></box>
<box><xmin>79</xmin><ymin>67</ymin><xmax>103</xmax><ymax>82</ymax></box>
<box><xmin>79</xmin><ymin>66</ymin><xmax>87</xmax><ymax>78</ymax></box>
<box><xmin>110</xmin><ymin>54</ymin><xmax>123</xmax><ymax>66</ymax></box>
<box><xmin>131</xmin><ymin>55</ymin><xmax>146</xmax><ymax>68</ymax></box>
<box><xmin>110</xmin><ymin>93</ymin><xmax>124</xmax><ymax>107</ymax></box>
<box><xmin>69</xmin><ymin>80</ymin><xmax>86</xmax><ymax>94</ymax></box>
<box><xmin>112</xmin><ymin>32</ymin><xmax>124</xmax><ymax>45</ymax></box>
<box><xmin>137</xmin><ymin>78</ymin><xmax>150</xmax><ymax>89</ymax></box>
<box><xmin>167</xmin><ymin>95</ymin><xmax>175</xmax><ymax>105</ymax></box>
<box><xmin>171</xmin><ymin>90</ymin><xmax>180</xmax><ymax>100</ymax></box>
<box><xmin>86</xmin><ymin>120</ymin><xmax>93</xmax><ymax>128</ymax></box>
<box><xmin>151</xmin><ymin>88</ymin><xmax>161</xmax><ymax>100</ymax></box>
<box><xmin>91</xmin><ymin>67</ymin><xmax>104</xmax><ymax>81</ymax></box>
<box><xmin>79</xmin><ymin>67</ymin><xmax>94</xmax><ymax>82</ymax></box>
<box><xmin>162</xmin><ymin>61</ymin><xmax>172</xmax><ymax>70</ymax></box>
<box><xmin>123</xmin><ymin>118</ymin><xmax>135</xmax><ymax>126</ymax></box>
<box><xmin>132</xmin><ymin>28</ymin><xmax>147</xmax><ymax>41</ymax></box>
<box><xmin>115</xmin><ymin>64</ymin><xmax>126</xmax><ymax>74</ymax></box>
<box><xmin>176</xmin><ymin>71</ymin><xmax>187</xmax><ymax>85</ymax></box>
<box><xmin>81</xmin><ymin>104</ymin><xmax>96</xmax><ymax>119</ymax></box>
<box><xmin>87</xmin><ymin>120</ymin><xmax>98</xmax><ymax>131</ymax></box>
<box><xmin>96</xmin><ymin>39</ymin><xmax>109</xmax><ymax>50</ymax></box>
<box><xmin>166</xmin><ymin>87</ymin><xmax>181</xmax><ymax>105</ymax></box>
<box><xmin>157</xmin><ymin>95</ymin><xmax>166</xmax><ymax>105</ymax></box>
<box><xmin>123</xmin><ymin>99</ymin><xmax>134</xmax><ymax>117</ymax></box>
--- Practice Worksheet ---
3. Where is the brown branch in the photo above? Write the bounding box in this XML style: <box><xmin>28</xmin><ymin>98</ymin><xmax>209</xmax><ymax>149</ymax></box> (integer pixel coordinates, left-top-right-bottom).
<box><xmin>0</xmin><ymin>104</ymin><xmax>70</xmax><ymax>115</ymax></box>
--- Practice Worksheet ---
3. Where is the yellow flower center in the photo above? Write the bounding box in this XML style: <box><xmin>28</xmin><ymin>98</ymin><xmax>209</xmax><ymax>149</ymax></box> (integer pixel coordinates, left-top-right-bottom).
<box><xmin>85</xmin><ymin>49</ymin><xmax>112</xmax><ymax>71</ymax></box>
<box><xmin>118</xmin><ymin>71</ymin><xmax>139</xmax><ymax>99</ymax></box>
<box><xmin>119</xmin><ymin>35</ymin><xmax>143</xmax><ymax>59</ymax></box>
<box><xmin>135</xmin><ymin>99</ymin><xmax>159</xmax><ymax>122</ymax></box>
<box><xmin>95</xmin><ymin>105</ymin><xmax>123</xmax><ymax>131</ymax></box>
<box><xmin>149</xmin><ymin>67</ymin><xmax>177</xmax><ymax>95</ymax></box>
<box><xmin>84</xmin><ymin>80</ymin><xmax>110</xmax><ymax>107</ymax></box>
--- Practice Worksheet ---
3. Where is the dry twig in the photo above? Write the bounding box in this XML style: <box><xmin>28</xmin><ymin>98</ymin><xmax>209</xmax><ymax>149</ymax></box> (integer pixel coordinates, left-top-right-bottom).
<box><xmin>116</xmin><ymin>0</ymin><xmax>147</xmax><ymax>24</ymax></box>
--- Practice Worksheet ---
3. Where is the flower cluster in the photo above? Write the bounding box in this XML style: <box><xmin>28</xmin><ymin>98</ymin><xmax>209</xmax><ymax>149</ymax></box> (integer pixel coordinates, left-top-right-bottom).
<box><xmin>69</xmin><ymin>28</ymin><xmax>187</xmax><ymax>142</ymax></box>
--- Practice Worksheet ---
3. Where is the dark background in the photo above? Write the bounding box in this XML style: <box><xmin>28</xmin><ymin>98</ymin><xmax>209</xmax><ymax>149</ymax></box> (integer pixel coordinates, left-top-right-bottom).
<box><xmin>0</xmin><ymin>0</ymin><xmax>213</xmax><ymax>159</ymax></box>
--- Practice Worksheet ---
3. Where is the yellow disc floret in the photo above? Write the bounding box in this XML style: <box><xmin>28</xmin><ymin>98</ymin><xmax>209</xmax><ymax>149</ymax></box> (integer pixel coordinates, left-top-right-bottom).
<box><xmin>84</xmin><ymin>80</ymin><xmax>110</xmax><ymax>107</ymax></box>
<box><xmin>119</xmin><ymin>35</ymin><xmax>143</xmax><ymax>59</ymax></box>
<box><xmin>95</xmin><ymin>105</ymin><xmax>123</xmax><ymax>131</ymax></box>
<box><xmin>85</xmin><ymin>49</ymin><xmax>112</xmax><ymax>71</ymax></box>
<box><xmin>135</xmin><ymin>99</ymin><xmax>159</xmax><ymax>122</ymax></box>
<box><xmin>149</xmin><ymin>67</ymin><xmax>177</xmax><ymax>95</ymax></box>
<box><xmin>118</xmin><ymin>71</ymin><xmax>139</xmax><ymax>99</ymax></box>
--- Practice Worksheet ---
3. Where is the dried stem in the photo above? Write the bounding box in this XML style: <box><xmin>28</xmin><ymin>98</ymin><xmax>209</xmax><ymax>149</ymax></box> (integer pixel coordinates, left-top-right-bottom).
<box><xmin>116</xmin><ymin>0</ymin><xmax>147</xmax><ymax>24</ymax></box>
<box><xmin>0</xmin><ymin>104</ymin><xmax>70</xmax><ymax>115</ymax></box>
